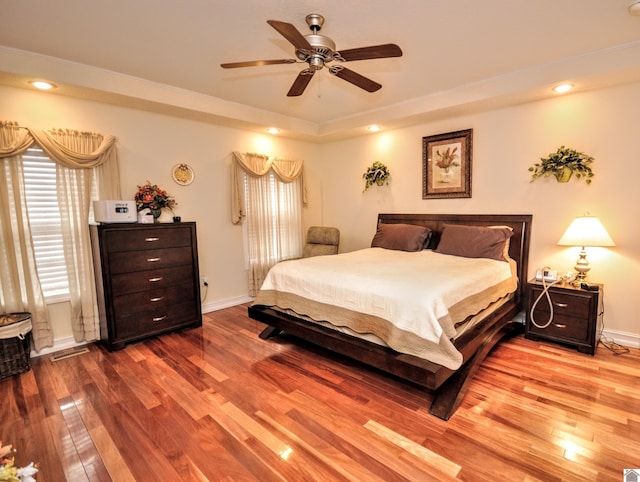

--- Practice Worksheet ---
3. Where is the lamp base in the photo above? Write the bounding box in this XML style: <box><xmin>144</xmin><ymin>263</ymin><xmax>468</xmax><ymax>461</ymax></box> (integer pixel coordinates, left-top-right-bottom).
<box><xmin>572</xmin><ymin>247</ymin><xmax>590</xmax><ymax>286</ymax></box>
<box><xmin>570</xmin><ymin>271</ymin><xmax>588</xmax><ymax>287</ymax></box>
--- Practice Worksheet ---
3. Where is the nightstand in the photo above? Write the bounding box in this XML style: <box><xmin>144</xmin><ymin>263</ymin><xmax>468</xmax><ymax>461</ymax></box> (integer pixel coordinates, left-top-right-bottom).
<box><xmin>525</xmin><ymin>280</ymin><xmax>602</xmax><ymax>355</ymax></box>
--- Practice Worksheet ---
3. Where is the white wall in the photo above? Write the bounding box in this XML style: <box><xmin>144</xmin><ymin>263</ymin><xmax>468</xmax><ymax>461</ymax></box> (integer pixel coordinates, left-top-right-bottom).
<box><xmin>1</xmin><ymin>85</ymin><xmax>318</xmax><ymax>352</ymax></box>
<box><xmin>309</xmin><ymin>81</ymin><xmax>640</xmax><ymax>343</ymax></box>
<box><xmin>2</xmin><ymin>80</ymin><xmax>638</xmax><ymax>351</ymax></box>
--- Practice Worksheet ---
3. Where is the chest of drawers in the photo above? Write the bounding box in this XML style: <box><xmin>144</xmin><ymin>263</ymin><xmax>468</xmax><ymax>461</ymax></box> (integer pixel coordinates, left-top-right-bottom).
<box><xmin>525</xmin><ymin>280</ymin><xmax>602</xmax><ymax>355</ymax></box>
<box><xmin>90</xmin><ymin>222</ymin><xmax>202</xmax><ymax>351</ymax></box>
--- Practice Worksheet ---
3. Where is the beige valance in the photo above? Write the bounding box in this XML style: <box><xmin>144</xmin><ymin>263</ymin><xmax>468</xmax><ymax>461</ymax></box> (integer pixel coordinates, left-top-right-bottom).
<box><xmin>0</xmin><ymin>121</ymin><xmax>116</xmax><ymax>167</ymax></box>
<box><xmin>231</xmin><ymin>151</ymin><xmax>307</xmax><ymax>224</ymax></box>
<box><xmin>0</xmin><ymin>121</ymin><xmax>121</xmax><ymax>199</ymax></box>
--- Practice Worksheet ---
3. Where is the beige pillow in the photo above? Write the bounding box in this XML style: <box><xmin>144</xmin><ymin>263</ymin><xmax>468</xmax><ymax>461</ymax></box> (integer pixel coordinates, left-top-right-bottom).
<box><xmin>435</xmin><ymin>224</ymin><xmax>513</xmax><ymax>261</ymax></box>
<box><xmin>371</xmin><ymin>223</ymin><xmax>432</xmax><ymax>252</ymax></box>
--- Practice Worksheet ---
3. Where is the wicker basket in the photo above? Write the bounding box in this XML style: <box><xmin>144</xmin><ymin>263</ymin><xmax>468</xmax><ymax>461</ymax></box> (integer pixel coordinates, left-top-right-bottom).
<box><xmin>0</xmin><ymin>312</ymin><xmax>32</xmax><ymax>378</ymax></box>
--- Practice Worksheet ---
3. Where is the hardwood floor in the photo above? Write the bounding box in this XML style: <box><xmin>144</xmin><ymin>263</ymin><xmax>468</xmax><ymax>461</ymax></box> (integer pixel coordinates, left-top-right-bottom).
<box><xmin>1</xmin><ymin>304</ymin><xmax>639</xmax><ymax>481</ymax></box>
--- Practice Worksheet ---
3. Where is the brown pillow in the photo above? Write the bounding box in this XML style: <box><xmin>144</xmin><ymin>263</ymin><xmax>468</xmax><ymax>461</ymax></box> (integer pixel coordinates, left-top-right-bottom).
<box><xmin>371</xmin><ymin>223</ymin><xmax>432</xmax><ymax>252</ymax></box>
<box><xmin>435</xmin><ymin>224</ymin><xmax>513</xmax><ymax>261</ymax></box>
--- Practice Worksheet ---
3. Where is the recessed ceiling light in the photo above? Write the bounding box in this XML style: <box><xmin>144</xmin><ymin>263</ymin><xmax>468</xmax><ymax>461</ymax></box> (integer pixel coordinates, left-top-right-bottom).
<box><xmin>29</xmin><ymin>80</ymin><xmax>56</xmax><ymax>90</ymax></box>
<box><xmin>367</xmin><ymin>125</ymin><xmax>381</xmax><ymax>132</ymax></box>
<box><xmin>267</xmin><ymin>127</ymin><xmax>280</xmax><ymax>134</ymax></box>
<box><xmin>552</xmin><ymin>83</ymin><xmax>574</xmax><ymax>94</ymax></box>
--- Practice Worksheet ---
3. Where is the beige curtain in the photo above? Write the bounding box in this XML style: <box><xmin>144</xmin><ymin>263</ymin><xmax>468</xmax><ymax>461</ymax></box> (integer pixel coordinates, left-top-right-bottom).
<box><xmin>0</xmin><ymin>121</ymin><xmax>120</xmax><ymax>350</ymax></box>
<box><xmin>231</xmin><ymin>152</ymin><xmax>307</xmax><ymax>295</ymax></box>
<box><xmin>231</xmin><ymin>151</ymin><xmax>307</xmax><ymax>225</ymax></box>
<box><xmin>0</xmin><ymin>136</ymin><xmax>53</xmax><ymax>349</ymax></box>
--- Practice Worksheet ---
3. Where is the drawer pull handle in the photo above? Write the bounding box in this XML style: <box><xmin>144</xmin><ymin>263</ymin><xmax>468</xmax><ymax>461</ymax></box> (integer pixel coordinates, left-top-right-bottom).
<box><xmin>149</xmin><ymin>277</ymin><xmax>163</xmax><ymax>282</ymax></box>
<box><xmin>554</xmin><ymin>302</ymin><xmax>569</xmax><ymax>308</ymax></box>
<box><xmin>145</xmin><ymin>237</ymin><xmax>159</xmax><ymax>242</ymax></box>
<box><xmin>553</xmin><ymin>323</ymin><xmax>567</xmax><ymax>328</ymax></box>
<box><xmin>152</xmin><ymin>315</ymin><xmax>167</xmax><ymax>322</ymax></box>
<box><xmin>147</xmin><ymin>257</ymin><xmax>161</xmax><ymax>262</ymax></box>
<box><xmin>150</xmin><ymin>297</ymin><xmax>164</xmax><ymax>302</ymax></box>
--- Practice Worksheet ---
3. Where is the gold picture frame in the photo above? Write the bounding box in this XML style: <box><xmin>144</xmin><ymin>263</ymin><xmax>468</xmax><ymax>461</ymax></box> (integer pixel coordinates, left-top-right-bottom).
<box><xmin>422</xmin><ymin>129</ymin><xmax>472</xmax><ymax>199</ymax></box>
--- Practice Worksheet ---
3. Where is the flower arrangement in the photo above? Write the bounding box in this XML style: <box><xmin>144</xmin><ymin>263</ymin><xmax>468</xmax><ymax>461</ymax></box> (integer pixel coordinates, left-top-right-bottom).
<box><xmin>529</xmin><ymin>146</ymin><xmax>594</xmax><ymax>183</ymax></box>
<box><xmin>0</xmin><ymin>441</ymin><xmax>37</xmax><ymax>482</ymax></box>
<box><xmin>435</xmin><ymin>146</ymin><xmax>460</xmax><ymax>171</ymax></box>
<box><xmin>134</xmin><ymin>181</ymin><xmax>177</xmax><ymax>219</ymax></box>
<box><xmin>362</xmin><ymin>161</ymin><xmax>390</xmax><ymax>191</ymax></box>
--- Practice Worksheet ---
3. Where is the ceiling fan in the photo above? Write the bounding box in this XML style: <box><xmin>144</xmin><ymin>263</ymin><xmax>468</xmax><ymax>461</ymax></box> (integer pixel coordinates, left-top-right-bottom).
<box><xmin>220</xmin><ymin>13</ymin><xmax>403</xmax><ymax>97</ymax></box>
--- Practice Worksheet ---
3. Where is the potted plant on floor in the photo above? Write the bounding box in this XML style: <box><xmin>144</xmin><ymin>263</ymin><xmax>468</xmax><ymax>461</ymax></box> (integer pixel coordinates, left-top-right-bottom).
<box><xmin>529</xmin><ymin>146</ymin><xmax>594</xmax><ymax>184</ymax></box>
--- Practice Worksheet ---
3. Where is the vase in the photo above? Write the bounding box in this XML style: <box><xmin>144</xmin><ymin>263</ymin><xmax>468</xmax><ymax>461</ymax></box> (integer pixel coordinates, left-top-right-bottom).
<box><xmin>439</xmin><ymin>168</ymin><xmax>453</xmax><ymax>183</ymax></box>
<box><xmin>151</xmin><ymin>209</ymin><xmax>162</xmax><ymax>223</ymax></box>
<box><xmin>555</xmin><ymin>167</ymin><xmax>573</xmax><ymax>183</ymax></box>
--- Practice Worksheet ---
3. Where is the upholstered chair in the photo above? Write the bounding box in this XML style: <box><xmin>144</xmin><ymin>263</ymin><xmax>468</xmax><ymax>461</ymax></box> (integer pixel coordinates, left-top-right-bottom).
<box><xmin>302</xmin><ymin>226</ymin><xmax>340</xmax><ymax>258</ymax></box>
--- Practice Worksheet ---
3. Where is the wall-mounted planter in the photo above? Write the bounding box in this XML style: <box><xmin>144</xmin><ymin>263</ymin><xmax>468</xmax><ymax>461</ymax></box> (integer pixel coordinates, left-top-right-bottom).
<box><xmin>362</xmin><ymin>161</ymin><xmax>390</xmax><ymax>192</ymax></box>
<box><xmin>529</xmin><ymin>146</ymin><xmax>594</xmax><ymax>184</ymax></box>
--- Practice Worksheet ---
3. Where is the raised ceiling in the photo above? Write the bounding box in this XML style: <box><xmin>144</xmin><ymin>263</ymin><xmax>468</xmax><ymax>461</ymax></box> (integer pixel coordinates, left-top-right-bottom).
<box><xmin>1</xmin><ymin>0</ymin><xmax>640</xmax><ymax>141</ymax></box>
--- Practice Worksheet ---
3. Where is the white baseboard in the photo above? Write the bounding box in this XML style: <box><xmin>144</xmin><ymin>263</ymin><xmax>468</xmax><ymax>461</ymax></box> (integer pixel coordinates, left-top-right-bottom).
<box><xmin>601</xmin><ymin>328</ymin><xmax>640</xmax><ymax>349</ymax></box>
<box><xmin>33</xmin><ymin>299</ymin><xmax>638</xmax><ymax>357</ymax></box>
<box><xmin>201</xmin><ymin>295</ymin><xmax>253</xmax><ymax>314</ymax></box>
<box><xmin>32</xmin><ymin>337</ymin><xmax>90</xmax><ymax>359</ymax></box>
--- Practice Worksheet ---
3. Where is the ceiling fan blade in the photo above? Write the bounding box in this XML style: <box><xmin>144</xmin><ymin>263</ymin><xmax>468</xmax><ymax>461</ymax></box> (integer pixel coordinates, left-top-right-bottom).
<box><xmin>287</xmin><ymin>69</ymin><xmax>315</xmax><ymax>96</ymax></box>
<box><xmin>331</xmin><ymin>67</ymin><xmax>381</xmax><ymax>92</ymax></box>
<box><xmin>336</xmin><ymin>43</ymin><xmax>403</xmax><ymax>62</ymax></box>
<box><xmin>267</xmin><ymin>20</ymin><xmax>313</xmax><ymax>51</ymax></box>
<box><xmin>220</xmin><ymin>59</ymin><xmax>297</xmax><ymax>69</ymax></box>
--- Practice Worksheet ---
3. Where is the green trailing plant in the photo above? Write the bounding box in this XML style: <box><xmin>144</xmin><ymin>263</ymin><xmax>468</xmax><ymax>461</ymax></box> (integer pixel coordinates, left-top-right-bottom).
<box><xmin>529</xmin><ymin>146</ymin><xmax>594</xmax><ymax>184</ymax></box>
<box><xmin>362</xmin><ymin>161</ymin><xmax>390</xmax><ymax>192</ymax></box>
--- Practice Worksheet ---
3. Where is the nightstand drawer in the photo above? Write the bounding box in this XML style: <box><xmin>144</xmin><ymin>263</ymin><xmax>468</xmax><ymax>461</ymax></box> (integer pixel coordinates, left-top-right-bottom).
<box><xmin>529</xmin><ymin>287</ymin><xmax>591</xmax><ymax>318</ymax></box>
<box><xmin>526</xmin><ymin>314</ymin><xmax>589</xmax><ymax>343</ymax></box>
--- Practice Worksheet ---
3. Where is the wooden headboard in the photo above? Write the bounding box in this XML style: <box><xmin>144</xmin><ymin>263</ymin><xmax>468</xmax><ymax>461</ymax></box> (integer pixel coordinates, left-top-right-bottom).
<box><xmin>377</xmin><ymin>213</ymin><xmax>532</xmax><ymax>303</ymax></box>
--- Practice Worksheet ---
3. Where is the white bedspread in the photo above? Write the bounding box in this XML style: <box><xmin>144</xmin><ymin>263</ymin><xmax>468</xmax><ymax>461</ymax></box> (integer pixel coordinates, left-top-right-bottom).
<box><xmin>255</xmin><ymin>248</ymin><xmax>516</xmax><ymax>369</ymax></box>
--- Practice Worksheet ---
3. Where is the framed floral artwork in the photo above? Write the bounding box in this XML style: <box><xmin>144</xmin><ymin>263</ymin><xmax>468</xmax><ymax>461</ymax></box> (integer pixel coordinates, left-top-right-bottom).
<box><xmin>422</xmin><ymin>129</ymin><xmax>472</xmax><ymax>199</ymax></box>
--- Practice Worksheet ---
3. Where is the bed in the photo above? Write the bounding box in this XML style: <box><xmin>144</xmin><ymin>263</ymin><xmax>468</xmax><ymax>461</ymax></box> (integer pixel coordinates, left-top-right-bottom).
<box><xmin>248</xmin><ymin>213</ymin><xmax>532</xmax><ymax>420</ymax></box>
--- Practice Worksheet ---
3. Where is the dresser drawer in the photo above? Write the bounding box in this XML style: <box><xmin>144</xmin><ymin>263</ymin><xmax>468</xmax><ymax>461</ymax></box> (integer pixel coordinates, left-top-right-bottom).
<box><xmin>112</xmin><ymin>282</ymin><xmax>195</xmax><ymax>316</ymax></box>
<box><xmin>526</xmin><ymin>313</ymin><xmax>589</xmax><ymax>343</ymax></box>
<box><xmin>114</xmin><ymin>301</ymin><xmax>199</xmax><ymax>340</ymax></box>
<box><xmin>105</xmin><ymin>226</ymin><xmax>192</xmax><ymax>252</ymax></box>
<box><xmin>529</xmin><ymin>287</ymin><xmax>591</xmax><ymax>319</ymax></box>
<box><xmin>109</xmin><ymin>246</ymin><xmax>193</xmax><ymax>274</ymax></box>
<box><xmin>111</xmin><ymin>266</ymin><xmax>194</xmax><ymax>296</ymax></box>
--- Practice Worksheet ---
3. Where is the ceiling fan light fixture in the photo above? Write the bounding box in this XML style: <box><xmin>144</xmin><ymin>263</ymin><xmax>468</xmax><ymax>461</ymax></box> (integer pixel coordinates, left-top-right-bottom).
<box><xmin>309</xmin><ymin>56</ymin><xmax>325</xmax><ymax>70</ymax></box>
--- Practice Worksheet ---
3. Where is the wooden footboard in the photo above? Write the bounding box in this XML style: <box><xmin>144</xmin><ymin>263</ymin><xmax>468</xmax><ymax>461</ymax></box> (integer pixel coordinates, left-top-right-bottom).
<box><xmin>249</xmin><ymin>213</ymin><xmax>531</xmax><ymax>420</ymax></box>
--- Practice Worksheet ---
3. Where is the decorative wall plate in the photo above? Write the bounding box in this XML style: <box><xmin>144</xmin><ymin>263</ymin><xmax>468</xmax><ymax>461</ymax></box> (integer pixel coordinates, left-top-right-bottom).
<box><xmin>172</xmin><ymin>163</ymin><xmax>195</xmax><ymax>186</ymax></box>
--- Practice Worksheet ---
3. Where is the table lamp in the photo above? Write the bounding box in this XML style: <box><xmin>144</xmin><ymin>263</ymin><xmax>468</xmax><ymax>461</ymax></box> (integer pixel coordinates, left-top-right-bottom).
<box><xmin>557</xmin><ymin>215</ymin><xmax>615</xmax><ymax>285</ymax></box>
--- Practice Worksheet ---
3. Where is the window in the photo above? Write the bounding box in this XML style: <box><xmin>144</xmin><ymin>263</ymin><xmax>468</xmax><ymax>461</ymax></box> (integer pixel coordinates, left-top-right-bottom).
<box><xmin>22</xmin><ymin>146</ymin><xmax>69</xmax><ymax>301</ymax></box>
<box><xmin>243</xmin><ymin>170</ymin><xmax>303</xmax><ymax>267</ymax></box>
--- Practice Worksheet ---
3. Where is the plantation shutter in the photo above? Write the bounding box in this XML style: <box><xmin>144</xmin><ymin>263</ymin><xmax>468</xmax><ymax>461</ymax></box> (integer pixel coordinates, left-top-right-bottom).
<box><xmin>22</xmin><ymin>146</ymin><xmax>70</xmax><ymax>300</ymax></box>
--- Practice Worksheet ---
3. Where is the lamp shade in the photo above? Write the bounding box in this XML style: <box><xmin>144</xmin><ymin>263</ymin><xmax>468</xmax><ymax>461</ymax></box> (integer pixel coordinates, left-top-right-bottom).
<box><xmin>557</xmin><ymin>216</ymin><xmax>615</xmax><ymax>247</ymax></box>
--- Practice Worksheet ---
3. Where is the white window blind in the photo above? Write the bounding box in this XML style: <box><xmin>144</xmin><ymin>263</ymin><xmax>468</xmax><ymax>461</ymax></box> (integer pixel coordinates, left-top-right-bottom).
<box><xmin>22</xmin><ymin>146</ymin><xmax>70</xmax><ymax>300</ymax></box>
